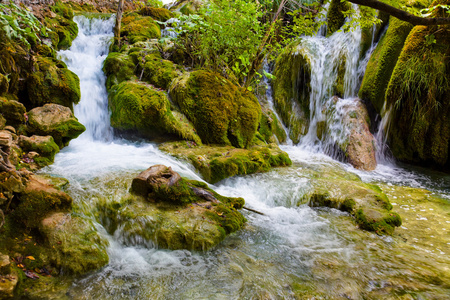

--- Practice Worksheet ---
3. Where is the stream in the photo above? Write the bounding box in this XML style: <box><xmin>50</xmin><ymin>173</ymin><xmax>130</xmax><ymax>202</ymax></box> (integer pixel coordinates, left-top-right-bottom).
<box><xmin>40</xmin><ymin>15</ymin><xmax>450</xmax><ymax>299</ymax></box>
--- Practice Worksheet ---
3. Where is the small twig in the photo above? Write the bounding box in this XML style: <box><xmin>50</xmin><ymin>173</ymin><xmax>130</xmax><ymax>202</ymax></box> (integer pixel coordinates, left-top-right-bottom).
<box><xmin>5</xmin><ymin>194</ymin><xmax>13</xmax><ymax>212</ymax></box>
<box><xmin>242</xmin><ymin>206</ymin><xmax>265</xmax><ymax>216</ymax></box>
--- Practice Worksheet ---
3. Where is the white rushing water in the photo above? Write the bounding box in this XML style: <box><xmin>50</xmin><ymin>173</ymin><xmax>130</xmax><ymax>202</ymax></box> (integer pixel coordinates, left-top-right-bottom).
<box><xmin>45</xmin><ymin>15</ymin><xmax>361</xmax><ymax>298</ymax></box>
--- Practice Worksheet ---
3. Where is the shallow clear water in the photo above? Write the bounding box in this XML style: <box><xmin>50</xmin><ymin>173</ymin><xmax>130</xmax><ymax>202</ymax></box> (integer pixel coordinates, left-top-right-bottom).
<box><xmin>39</xmin><ymin>16</ymin><xmax>450</xmax><ymax>299</ymax></box>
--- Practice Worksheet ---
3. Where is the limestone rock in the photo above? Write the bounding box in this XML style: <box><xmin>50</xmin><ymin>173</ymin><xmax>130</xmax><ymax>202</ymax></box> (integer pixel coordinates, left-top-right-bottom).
<box><xmin>0</xmin><ymin>254</ymin><xmax>10</xmax><ymax>275</ymax></box>
<box><xmin>39</xmin><ymin>212</ymin><xmax>109</xmax><ymax>275</ymax></box>
<box><xmin>342</xmin><ymin>98</ymin><xmax>377</xmax><ymax>171</ymax></box>
<box><xmin>0</xmin><ymin>271</ymin><xmax>18</xmax><ymax>300</ymax></box>
<box><xmin>131</xmin><ymin>164</ymin><xmax>180</xmax><ymax>198</ymax></box>
<box><xmin>27</xmin><ymin>104</ymin><xmax>85</xmax><ymax>148</ymax></box>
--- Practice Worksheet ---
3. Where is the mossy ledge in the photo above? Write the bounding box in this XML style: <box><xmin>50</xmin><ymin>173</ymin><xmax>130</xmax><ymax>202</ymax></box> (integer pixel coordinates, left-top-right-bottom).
<box><xmin>159</xmin><ymin>141</ymin><xmax>292</xmax><ymax>184</ymax></box>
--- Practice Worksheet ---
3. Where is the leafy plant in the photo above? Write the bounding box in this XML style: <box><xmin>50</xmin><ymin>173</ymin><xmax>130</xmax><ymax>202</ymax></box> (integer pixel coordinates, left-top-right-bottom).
<box><xmin>0</xmin><ymin>2</ymin><xmax>49</xmax><ymax>49</ymax></box>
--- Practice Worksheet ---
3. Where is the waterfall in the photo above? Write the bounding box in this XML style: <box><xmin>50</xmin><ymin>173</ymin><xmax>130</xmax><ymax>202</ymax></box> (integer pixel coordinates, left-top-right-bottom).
<box><xmin>58</xmin><ymin>15</ymin><xmax>115</xmax><ymax>142</ymax></box>
<box><xmin>292</xmin><ymin>12</ymin><xmax>363</xmax><ymax>150</ymax></box>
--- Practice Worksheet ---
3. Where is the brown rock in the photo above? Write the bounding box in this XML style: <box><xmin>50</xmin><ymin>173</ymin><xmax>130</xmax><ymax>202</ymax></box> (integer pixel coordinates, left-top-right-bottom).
<box><xmin>131</xmin><ymin>164</ymin><xmax>181</xmax><ymax>197</ymax></box>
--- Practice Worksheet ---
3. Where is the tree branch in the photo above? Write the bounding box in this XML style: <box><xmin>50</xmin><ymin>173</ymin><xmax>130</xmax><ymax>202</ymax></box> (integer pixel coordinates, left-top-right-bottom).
<box><xmin>347</xmin><ymin>0</ymin><xmax>450</xmax><ymax>25</ymax></box>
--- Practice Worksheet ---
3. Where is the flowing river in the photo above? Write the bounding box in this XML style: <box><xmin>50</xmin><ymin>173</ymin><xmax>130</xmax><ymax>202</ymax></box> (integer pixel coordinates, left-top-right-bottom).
<box><xmin>39</xmin><ymin>15</ymin><xmax>450</xmax><ymax>299</ymax></box>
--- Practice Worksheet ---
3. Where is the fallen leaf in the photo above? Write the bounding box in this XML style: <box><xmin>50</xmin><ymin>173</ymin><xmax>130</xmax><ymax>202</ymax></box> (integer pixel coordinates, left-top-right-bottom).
<box><xmin>25</xmin><ymin>256</ymin><xmax>35</xmax><ymax>261</ymax></box>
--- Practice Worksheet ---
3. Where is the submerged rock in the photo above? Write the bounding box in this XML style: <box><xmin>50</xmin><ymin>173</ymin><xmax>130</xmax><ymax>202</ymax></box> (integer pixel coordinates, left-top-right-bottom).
<box><xmin>27</xmin><ymin>104</ymin><xmax>85</xmax><ymax>148</ymax></box>
<box><xmin>99</xmin><ymin>165</ymin><xmax>246</xmax><ymax>251</ymax></box>
<box><xmin>302</xmin><ymin>165</ymin><xmax>401</xmax><ymax>234</ymax></box>
<box><xmin>160</xmin><ymin>141</ymin><xmax>292</xmax><ymax>183</ymax></box>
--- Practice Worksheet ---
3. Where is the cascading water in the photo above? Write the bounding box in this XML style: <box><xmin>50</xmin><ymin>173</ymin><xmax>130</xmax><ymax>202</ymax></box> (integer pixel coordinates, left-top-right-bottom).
<box><xmin>37</xmin><ymin>12</ymin><xmax>450</xmax><ymax>299</ymax></box>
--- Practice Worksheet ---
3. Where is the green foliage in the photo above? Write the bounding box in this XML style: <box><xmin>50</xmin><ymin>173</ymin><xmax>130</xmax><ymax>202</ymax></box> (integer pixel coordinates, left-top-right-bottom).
<box><xmin>169</xmin><ymin>0</ymin><xmax>276</xmax><ymax>87</ymax></box>
<box><xmin>0</xmin><ymin>2</ymin><xmax>48</xmax><ymax>49</ymax></box>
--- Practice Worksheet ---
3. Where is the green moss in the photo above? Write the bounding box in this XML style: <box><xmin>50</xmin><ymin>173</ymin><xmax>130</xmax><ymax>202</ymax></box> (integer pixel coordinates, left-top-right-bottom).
<box><xmin>170</xmin><ymin>71</ymin><xmax>261</xmax><ymax>148</ymax></box>
<box><xmin>0</xmin><ymin>98</ymin><xmax>26</xmax><ymax>125</ymax></box>
<box><xmin>140</xmin><ymin>52</ymin><xmax>180</xmax><ymax>90</ymax></box>
<box><xmin>140</xmin><ymin>7</ymin><xmax>174</xmax><ymax>21</ymax></box>
<box><xmin>333</xmin><ymin>54</ymin><xmax>346</xmax><ymax>97</ymax></box>
<box><xmin>355</xmin><ymin>208</ymin><xmax>402</xmax><ymax>235</ymax></box>
<box><xmin>159</xmin><ymin>142</ymin><xmax>292</xmax><ymax>183</ymax></box>
<box><xmin>11</xmin><ymin>183</ymin><xmax>72</xmax><ymax>229</ymax></box>
<box><xmin>109</xmin><ymin>81</ymin><xmax>201</xmax><ymax>143</ymax></box>
<box><xmin>103</xmin><ymin>52</ymin><xmax>136</xmax><ymax>89</ymax></box>
<box><xmin>0</xmin><ymin>73</ymin><xmax>8</xmax><ymax>96</ymax></box>
<box><xmin>272</xmin><ymin>43</ymin><xmax>311</xmax><ymax>143</ymax></box>
<box><xmin>98</xmin><ymin>179</ymin><xmax>246</xmax><ymax>251</ymax></box>
<box><xmin>27</xmin><ymin>57</ymin><xmax>81</xmax><ymax>109</ymax></box>
<box><xmin>327</xmin><ymin>0</ymin><xmax>350</xmax><ymax>35</ymax></box>
<box><xmin>385</xmin><ymin>23</ymin><xmax>450</xmax><ymax>167</ymax></box>
<box><xmin>121</xmin><ymin>14</ymin><xmax>161</xmax><ymax>44</ymax></box>
<box><xmin>19</xmin><ymin>136</ymin><xmax>60</xmax><ymax>168</ymax></box>
<box><xmin>51</xmin><ymin>1</ymin><xmax>74</xmax><ymax>19</ymax></box>
<box><xmin>258</xmin><ymin>109</ymin><xmax>287</xmax><ymax>144</ymax></box>
<box><xmin>359</xmin><ymin>17</ymin><xmax>413</xmax><ymax>114</ymax></box>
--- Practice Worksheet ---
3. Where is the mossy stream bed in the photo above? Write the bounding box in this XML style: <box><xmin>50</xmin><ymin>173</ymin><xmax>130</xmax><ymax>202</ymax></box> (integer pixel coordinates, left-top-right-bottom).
<box><xmin>34</xmin><ymin>143</ymin><xmax>449</xmax><ymax>299</ymax></box>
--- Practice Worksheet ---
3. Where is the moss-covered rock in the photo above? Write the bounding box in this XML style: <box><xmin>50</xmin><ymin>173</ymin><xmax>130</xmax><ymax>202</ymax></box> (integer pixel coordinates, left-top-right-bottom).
<box><xmin>139</xmin><ymin>52</ymin><xmax>181</xmax><ymax>90</ymax></box>
<box><xmin>109</xmin><ymin>81</ymin><xmax>201</xmax><ymax>143</ymax></box>
<box><xmin>304</xmin><ymin>175</ymin><xmax>401</xmax><ymax>234</ymax></box>
<box><xmin>27</xmin><ymin>57</ymin><xmax>81</xmax><ymax>110</ymax></box>
<box><xmin>98</xmin><ymin>165</ymin><xmax>246</xmax><ymax>251</ymax></box>
<box><xmin>39</xmin><ymin>212</ymin><xmax>109</xmax><ymax>275</ymax></box>
<box><xmin>140</xmin><ymin>7</ymin><xmax>174</xmax><ymax>21</ymax></box>
<box><xmin>272</xmin><ymin>43</ymin><xmax>311</xmax><ymax>143</ymax></box>
<box><xmin>385</xmin><ymin>21</ymin><xmax>450</xmax><ymax>167</ymax></box>
<box><xmin>170</xmin><ymin>71</ymin><xmax>261</xmax><ymax>148</ymax></box>
<box><xmin>258</xmin><ymin>108</ymin><xmax>287</xmax><ymax>144</ymax></box>
<box><xmin>0</xmin><ymin>98</ymin><xmax>26</xmax><ymax>126</ymax></box>
<box><xmin>159</xmin><ymin>141</ymin><xmax>292</xmax><ymax>184</ymax></box>
<box><xmin>0</xmin><ymin>73</ymin><xmax>8</xmax><ymax>96</ymax></box>
<box><xmin>170</xmin><ymin>0</ymin><xmax>203</xmax><ymax>15</ymax></box>
<box><xmin>18</xmin><ymin>135</ymin><xmax>60</xmax><ymax>168</ymax></box>
<box><xmin>11</xmin><ymin>175</ymin><xmax>72</xmax><ymax>229</ymax></box>
<box><xmin>103</xmin><ymin>52</ymin><xmax>136</xmax><ymax>90</ymax></box>
<box><xmin>27</xmin><ymin>104</ymin><xmax>85</xmax><ymax>148</ymax></box>
<box><xmin>121</xmin><ymin>13</ymin><xmax>161</xmax><ymax>44</ymax></box>
<box><xmin>326</xmin><ymin>0</ymin><xmax>350</xmax><ymax>35</ymax></box>
<box><xmin>359</xmin><ymin>17</ymin><xmax>413</xmax><ymax>114</ymax></box>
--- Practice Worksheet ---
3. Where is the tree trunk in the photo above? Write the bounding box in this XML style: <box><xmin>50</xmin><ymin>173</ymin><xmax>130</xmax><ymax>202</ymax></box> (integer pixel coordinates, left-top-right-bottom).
<box><xmin>347</xmin><ymin>0</ymin><xmax>450</xmax><ymax>25</ymax></box>
<box><xmin>114</xmin><ymin>0</ymin><xmax>125</xmax><ymax>47</ymax></box>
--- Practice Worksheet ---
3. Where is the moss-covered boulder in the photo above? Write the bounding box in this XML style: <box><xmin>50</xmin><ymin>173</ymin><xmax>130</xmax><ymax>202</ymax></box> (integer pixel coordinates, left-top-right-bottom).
<box><xmin>27</xmin><ymin>104</ymin><xmax>85</xmax><ymax>148</ymax></box>
<box><xmin>303</xmin><ymin>169</ymin><xmax>401</xmax><ymax>234</ymax></box>
<box><xmin>11</xmin><ymin>175</ymin><xmax>72</xmax><ymax>229</ymax></box>
<box><xmin>121</xmin><ymin>13</ymin><xmax>161</xmax><ymax>44</ymax></box>
<box><xmin>170</xmin><ymin>0</ymin><xmax>203</xmax><ymax>15</ymax></box>
<box><xmin>138</xmin><ymin>52</ymin><xmax>181</xmax><ymax>90</ymax></box>
<box><xmin>272</xmin><ymin>44</ymin><xmax>311</xmax><ymax>143</ymax></box>
<box><xmin>160</xmin><ymin>141</ymin><xmax>292</xmax><ymax>184</ymax></box>
<box><xmin>0</xmin><ymin>98</ymin><xmax>26</xmax><ymax>126</ymax></box>
<box><xmin>27</xmin><ymin>57</ymin><xmax>81</xmax><ymax>110</ymax></box>
<box><xmin>326</xmin><ymin>0</ymin><xmax>350</xmax><ymax>35</ymax></box>
<box><xmin>140</xmin><ymin>7</ymin><xmax>174</xmax><ymax>21</ymax></box>
<box><xmin>258</xmin><ymin>108</ymin><xmax>287</xmax><ymax>144</ymax></box>
<box><xmin>98</xmin><ymin>165</ymin><xmax>246</xmax><ymax>251</ymax></box>
<box><xmin>39</xmin><ymin>212</ymin><xmax>109</xmax><ymax>275</ymax></box>
<box><xmin>384</xmin><ymin>23</ymin><xmax>450</xmax><ymax>168</ymax></box>
<box><xmin>18</xmin><ymin>135</ymin><xmax>60</xmax><ymax>169</ymax></box>
<box><xmin>359</xmin><ymin>17</ymin><xmax>413</xmax><ymax>114</ymax></box>
<box><xmin>170</xmin><ymin>71</ymin><xmax>261</xmax><ymax>148</ymax></box>
<box><xmin>109</xmin><ymin>81</ymin><xmax>201</xmax><ymax>143</ymax></box>
<box><xmin>103</xmin><ymin>52</ymin><xmax>136</xmax><ymax>90</ymax></box>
